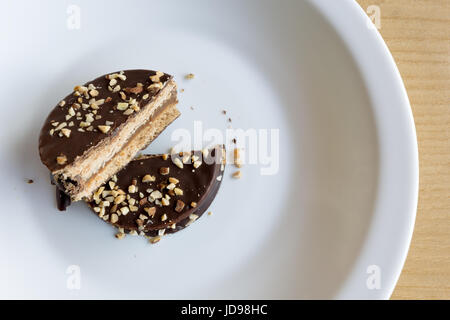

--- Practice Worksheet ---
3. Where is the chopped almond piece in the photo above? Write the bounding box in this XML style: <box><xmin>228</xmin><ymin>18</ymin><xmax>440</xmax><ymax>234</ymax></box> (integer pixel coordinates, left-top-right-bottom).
<box><xmin>144</xmin><ymin>206</ymin><xmax>156</xmax><ymax>218</ymax></box>
<box><xmin>98</xmin><ymin>125</ymin><xmax>111</xmax><ymax>133</ymax></box>
<box><xmin>175</xmin><ymin>200</ymin><xmax>185</xmax><ymax>213</ymax></box>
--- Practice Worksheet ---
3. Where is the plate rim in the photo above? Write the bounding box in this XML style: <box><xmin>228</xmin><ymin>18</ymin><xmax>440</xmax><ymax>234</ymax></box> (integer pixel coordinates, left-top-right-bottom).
<box><xmin>310</xmin><ymin>0</ymin><xmax>419</xmax><ymax>299</ymax></box>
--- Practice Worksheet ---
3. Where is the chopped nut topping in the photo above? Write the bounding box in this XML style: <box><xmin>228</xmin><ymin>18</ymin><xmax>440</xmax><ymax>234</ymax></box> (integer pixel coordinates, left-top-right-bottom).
<box><xmin>68</xmin><ymin>107</ymin><xmax>75</xmax><ymax>116</ymax></box>
<box><xmin>74</xmin><ymin>85</ymin><xmax>88</xmax><ymax>93</ymax></box>
<box><xmin>85</xmin><ymin>114</ymin><xmax>94</xmax><ymax>123</ymax></box>
<box><xmin>144</xmin><ymin>206</ymin><xmax>156</xmax><ymax>217</ymax></box>
<box><xmin>139</xmin><ymin>197</ymin><xmax>148</xmax><ymax>206</ymax></box>
<box><xmin>60</xmin><ymin>128</ymin><xmax>71</xmax><ymax>138</ymax></box>
<box><xmin>117</xmin><ymin>102</ymin><xmax>128</xmax><ymax>111</ymax></box>
<box><xmin>191</xmin><ymin>202</ymin><xmax>197</xmax><ymax>208</ymax></box>
<box><xmin>56</xmin><ymin>155</ymin><xmax>67</xmax><ymax>165</ymax></box>
<box><xmin>123</xmin><ymin>109</ymin><xmax>134</xmax><ymax>116</ymax></box>
<box><xmin>193</xmin><ymin>160</ymin><xmax>202</xmax><ymax>168</ymax></box>
<box><xmin>149</xmin><ymin>71</ymin><xmax>164</xmax><ymax>82</ymax></box>
<box><xmin>175</xmin><ymin>200</ymin><xmax>185</xmax><ymax>213</ymax></box>
<box><xmin>159</xmin><ymin>167</ymin><xmax>170</xmax><ymax>175</ymax></box>
<box><xmin>182</xmin><ymin>153</ymin><xmax>190</xmax><ymax>164</ymax></box>
<box><xmin>232</xmin><ymin>171</ymin><xmax>242</xmax><ymax>179</ymax></box>
<box><xmin>161</xmin><ymin>214</ymin><xmax>168</xmax><ymax>221</ymax></box>
<box><xmin>110</xmin><ymin>204</ymin><xmax>118</xmax><ymax>213</ymax></box>
<box><xmin>115</xmin><ymin>232</ymin><xmax>125</xmax><ymax>240</ymax></box>
<box><xmin>101</xmin><ymin>190</ymin><xmax>111</xmax><ymax>197</ymax></box>
<box><xmin>124</xmin><ymin>85</ymin><xmax>143</xmax><ymax>94</ymax></box>
<box><xmin>147</xmin><ymin>82</ymin><xmax>162</xmax><ymax>91</ymax></box>
<box><xmin>142</xmin><ymin>174</ymin><xmax>156</xmax><ymax>183</ymax></box>
<box><xmin>54</xmin><ymin>122</ymin><xmax>67</xmax><ymax>131</ymax></box>
<box><xmin>120</xmin><ymin>207</ymin><xmax>129</xmax><ymax>215</ymax></box>
<box><xmin>98</xmin><ymin>125</ymin><xmax>111</xmax><ymax>133</ymax></box>
<box><xmin>158</xmin><ymin>228</ymin><xmax>166</xmax><ymax>236</ymax></box>
<box><xmin>128</xmin><ymin>185</ymin><xmax>137</xmax><ymax>193</ymax></box>
<box><xmin>162</xmin><ymin>153</ymin><xmax>169</xmax><ymax>160</ymax></box>
<box><xmin>143</xmin><ymin>94</ymin><xmax>149</xmax><ymax>99</ymax></box>
<box><xmin>166</xmin><ymin>183</ymin><xmax>176</xmax><ymax>190</ymax></box>
<box><xmin>89</xmin><ymin>89</ymin><xmax>99</xmax><ymax>97</ymax></box>
<box><xmin>174</xmin><ymin>187</ymin><xmax>184</xmax><ymax>196</ymax></box>
<box><xmin>161</xmin><ymin>198</ymin><xmax>170</xmax><ymax>206</ymax></box>
<box><xmin>136</xmin><ymin>219</ymin><xmax>144</xmax><ymax>227</ymax></box>
<box><xmin>173</xmin><ymin>158</ymin><xmax>183</xmax><ymax>169</ymax></box>
<box><xmin>189</xmin><ymin>213</ymin><xmax>199</xmax><ymax>221</ymax></box>
<box><xmin>216</xmin><ymin>175</ymin><xmax>223</xmax><ymax>181</ymax></box>
<box><xmin>59</xmin><ymin>100</ymin><xmax>66</xmax><ymax>107</ymax></box>
<box><xmin>114</xmin><ymin>195</ymin><xmax>126</xmax><ymax>204</ymax></box>
<box><xmin>100</xmin><ymin>200</ymin><xmax>110</xmax><ymax>207</ymax></box>
<box><xmin>168</xmin><ymin>177</ymin><xmax>179</xmax><ymax>184</ymax></box>
<box><xmin>150</xmin><ymin>190</ymin><xmax>163</xmax><ymax>199</ymax></box>
<box><xmin>129</xmin><ymin>205</ymin><xmax>139</xmax><ymax>212</ymax></box>
<box><xmin>110</xmin><ymin>213</ymin><xmax>119</xmax><ymax>223</ymax></box>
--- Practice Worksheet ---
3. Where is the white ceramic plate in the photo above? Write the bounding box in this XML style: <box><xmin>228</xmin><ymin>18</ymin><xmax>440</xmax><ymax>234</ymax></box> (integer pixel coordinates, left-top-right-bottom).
<box><xmin>0</xmin><ymin>0</ymin><xmax>418</xmax><ymax>299</ymax></box>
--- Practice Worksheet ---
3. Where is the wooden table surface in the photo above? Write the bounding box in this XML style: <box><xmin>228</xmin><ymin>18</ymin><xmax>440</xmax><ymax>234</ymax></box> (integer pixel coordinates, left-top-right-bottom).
<box><xmin>356</xmin><ymin>0</ymin><xmax>450</xmax><ymax>299</ymax></box>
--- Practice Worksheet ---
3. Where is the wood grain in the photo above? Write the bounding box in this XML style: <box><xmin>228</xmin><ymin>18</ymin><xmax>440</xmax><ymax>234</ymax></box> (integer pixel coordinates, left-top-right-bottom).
<box><xmin>356</xmin><ymin>0</ymin><xmax>450</xmax><ymax>300</ymax></box>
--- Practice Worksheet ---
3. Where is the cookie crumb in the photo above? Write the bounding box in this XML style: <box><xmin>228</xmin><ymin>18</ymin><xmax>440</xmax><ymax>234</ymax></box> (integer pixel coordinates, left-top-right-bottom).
<box><xmin>232</xmin><ymin>171</ymin><xmax>242</xmax><ymax>179</ymax></box>
<box><xmin>27</xmin><ymin>179</ymin><xmax>34</xmax><ymax>184</ymax></box>
<box><xmin>234</xmin><ymin>148</ymin><xmax>243</xmax><ymax>168</ymax></box>
<box><xmin>149</xmin><ymin>236</ymin><xmax>161</xmax><ymax>244</ymax></box>
<box><xmin>115</xmin><ymin>232</ymin><xmax>125</xmax><ymax>240</ymax></box>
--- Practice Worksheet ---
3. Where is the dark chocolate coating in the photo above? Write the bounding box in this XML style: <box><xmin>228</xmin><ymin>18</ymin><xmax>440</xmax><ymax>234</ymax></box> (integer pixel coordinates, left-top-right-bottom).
<box><xmin>87</xmin><ymin>147</ymin><xmax>225</xmax><ymax>236</ymax></box>
<box><xmin>38</xmin><ymin>69</ymin><xmax>172</xmax><ymax>173</ymax></box>
<box><xmin>55</xmin><ymin>187</ymin><xmax>71</xmax><ymax>211</ymax></box>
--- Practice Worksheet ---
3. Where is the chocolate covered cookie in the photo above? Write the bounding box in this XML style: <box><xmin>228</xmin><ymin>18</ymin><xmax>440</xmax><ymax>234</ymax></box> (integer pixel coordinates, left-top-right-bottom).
<box><xmin>39</xmin><ymin>69</ymin><xmax>180</xmax><ymax>208</ymax></box>
<box><xmin>87</xmin><ymin>146</ymin><xmax>225</xmax><ymax>242</ymax></box>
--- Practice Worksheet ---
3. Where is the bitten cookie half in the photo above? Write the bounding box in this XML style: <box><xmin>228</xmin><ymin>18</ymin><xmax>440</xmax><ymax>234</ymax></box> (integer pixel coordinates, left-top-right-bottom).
<box><xmin>87</xmin><ymin>146</ymin><xmax>225</xmax><ymax>242</ymax></box>
<box><xmin>39</xmin><ymin>69</ymin><xmax>180</xmax><ymax>208</ymax></box>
